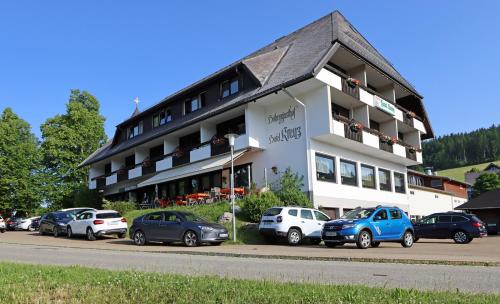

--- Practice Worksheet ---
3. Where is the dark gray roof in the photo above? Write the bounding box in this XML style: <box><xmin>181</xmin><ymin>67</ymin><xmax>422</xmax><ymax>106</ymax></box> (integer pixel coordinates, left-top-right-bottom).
<box><xmin>456</xmin><ymin>189</ymin><xmax>500</xmax><ymax>210</ymax></box>
<box><xmin>82</xmin><ymin>11</ymin><xmax>428</xmax><ymax>166</ymax></box>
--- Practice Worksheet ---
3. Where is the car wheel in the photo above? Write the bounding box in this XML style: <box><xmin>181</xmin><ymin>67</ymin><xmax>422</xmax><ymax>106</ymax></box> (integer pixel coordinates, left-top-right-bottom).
<box><xmin>27</xmin><ymin>225</ymin><xmax>33</xmax><ymax>232</ymax></box>
<box><xmin>183</xmin><ymin>230</ymin><xmax>199</xmax><ymax>247</ymax></box>
<box><xmin>67</xmin><ymin>226</ymin><xmax>73</xmax><ymax>238</ymax></box>
<box><xmin>453</xmin><ymin>230</ymin><xmax>469</xmax><ymax>244</ymax></box>
<box><xmin>86</xmin><ymin>228</ymin><xmax>96</xmax><ymax>241</ymax></box>
<box><xmin>371</xmin><ymin>241</ymin><xmax>381</xmax><ymax>248</ymax></box>
<box><xmin>133</xmin><ymin>231</ymin><xmax>146</xmax><ymax>246</ymax></box>
<box><xmin>0</xmin><ymin>229</ymin><xmax>5</xmax><ymax>233</ymax></box>
<box><xmin>401</xmin><ymin>230</ymin><xmax>414</xmax><ymax>248</ymax></box>
<box><xmin>210</xmin><ymin>242</ymin><xmax>223</xmax><ymax>246</ymax></box>
<box><xmin>53</xmin><ymin>227</ymin><xmax>59</xmax><ymax>237</ymax></box>
<box><xmin>356</xmin><ymin>230</ymin><xmax>371</xmax><ymax>249</ymax></box>
<box><xmin>325</xmin><ymin>242</ymin><xmax>342</xmax><ymax>248</ymax></box>
<box><xmin>287</xmin><ymin>228</ymin><xmax>302</xmax><ymax>246</ymax></box>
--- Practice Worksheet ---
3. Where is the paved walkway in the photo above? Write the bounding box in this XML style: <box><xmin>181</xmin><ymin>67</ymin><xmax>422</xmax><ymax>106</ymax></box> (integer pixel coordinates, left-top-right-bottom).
<box><xmin>1</xmin><ymin>231</ymin><xmax>499</xmax><ymax>264</ymax></box>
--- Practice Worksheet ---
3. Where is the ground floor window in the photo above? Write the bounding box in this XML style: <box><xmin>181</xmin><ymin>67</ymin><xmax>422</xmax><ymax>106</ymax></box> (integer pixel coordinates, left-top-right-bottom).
<box><xmin>378</xmin><ymin>168</ymin><xmax>392</xmax><ymax>191</ymax></box>
<box><xmin>394</xmin><ymin>172</ymin><xmax>406</xmax><ymax>193</ymax></box>
<box><xmin>361</xmin><ymin>164</ymin><xmax>375</xmax><ymax>189</ymax></box>
<box><xmin>340</xmin><ymin>159</ymin><xmax>357</xmax><ymax>186</ymax></box>
<box><xmin>315</xmin><ymin>153</ymin><xmax>336</xmax><ymax>182</ymax></box>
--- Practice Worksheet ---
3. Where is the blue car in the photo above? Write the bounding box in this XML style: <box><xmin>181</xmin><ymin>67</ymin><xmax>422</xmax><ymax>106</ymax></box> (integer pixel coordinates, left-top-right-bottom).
<box><xmin>322</xmin><ymin>206</ymin><xmax>414</xmax><ymax>249</ymax></box>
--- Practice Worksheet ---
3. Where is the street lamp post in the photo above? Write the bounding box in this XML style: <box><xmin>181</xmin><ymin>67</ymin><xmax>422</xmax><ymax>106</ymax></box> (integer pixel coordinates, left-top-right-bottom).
<box><xmin>225</xmin><ymin>133</ymin><xmax>239</xmax><ymax>242</ymax></box>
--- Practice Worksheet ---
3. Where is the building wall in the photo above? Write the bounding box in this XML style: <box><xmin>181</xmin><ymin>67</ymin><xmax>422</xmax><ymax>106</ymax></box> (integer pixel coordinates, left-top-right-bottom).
<box><xmin>408</xmin><ymin>187</ymin><xmax>467</xmax><ymax>217</ymax></box>
<box><xmin>443</xmin><ymin>181</ymin><xmax>468</xmax><ymax>199</ymax></box>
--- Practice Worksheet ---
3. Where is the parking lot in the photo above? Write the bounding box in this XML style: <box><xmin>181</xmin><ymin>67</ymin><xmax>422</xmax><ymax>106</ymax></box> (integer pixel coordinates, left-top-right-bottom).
<box><xmin>1</xmin><ymin>231</ymin><xmax>499</xmax><ymax>264</ymax></box>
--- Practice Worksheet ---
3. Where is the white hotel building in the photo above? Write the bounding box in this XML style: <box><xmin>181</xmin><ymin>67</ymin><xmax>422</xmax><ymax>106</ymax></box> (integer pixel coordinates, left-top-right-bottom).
<box><xmin>82</xmin><ymin>11</ymin><xmax>434</xmax><ymax>218</ymax></box>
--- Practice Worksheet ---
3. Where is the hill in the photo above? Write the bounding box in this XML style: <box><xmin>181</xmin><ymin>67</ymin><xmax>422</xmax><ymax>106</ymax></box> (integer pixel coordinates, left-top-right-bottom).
<box><xmin>437</xmin><ymin>160</ymin><xmax>500</xmax><ymax>183</ymax></box>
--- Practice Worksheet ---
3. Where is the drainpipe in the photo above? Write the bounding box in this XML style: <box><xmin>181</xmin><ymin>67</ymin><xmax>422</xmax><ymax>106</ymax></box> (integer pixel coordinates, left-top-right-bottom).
<box><xmin>282</xmin><ymin>88</ymin><xmax>313</xmax><ymax>201</ymax></box>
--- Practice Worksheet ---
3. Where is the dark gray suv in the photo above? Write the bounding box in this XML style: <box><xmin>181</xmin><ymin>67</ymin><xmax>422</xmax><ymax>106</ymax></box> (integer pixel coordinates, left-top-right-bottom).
<box><xmin>129</xmin><ymin>211</ymin><xmax>229</xmax><ymax>247</ymax></box>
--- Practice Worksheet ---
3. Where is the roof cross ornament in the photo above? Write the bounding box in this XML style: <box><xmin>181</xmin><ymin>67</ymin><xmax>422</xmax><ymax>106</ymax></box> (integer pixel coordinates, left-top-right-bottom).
<box><xmin>134</xmin><ymin>96</ymin><xmax>140</xmax><ymax>108</ymax></box>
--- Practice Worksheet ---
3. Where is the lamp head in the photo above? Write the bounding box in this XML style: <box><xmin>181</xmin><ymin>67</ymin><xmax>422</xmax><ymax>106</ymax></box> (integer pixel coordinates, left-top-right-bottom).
<box><xmin>224</xmin><ymin>133</ymin><xmax>238</xmax><ymax>147</ymax></box>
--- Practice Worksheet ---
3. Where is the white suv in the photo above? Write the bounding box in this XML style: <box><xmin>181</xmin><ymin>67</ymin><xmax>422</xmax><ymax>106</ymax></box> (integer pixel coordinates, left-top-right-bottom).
<box><xmin>66</xmin><ymin>210</ymin><xmax>127</xmax><ymax>241</ymax></box>
<box><xmin>259</xmin><ymin>206</ymin><xmax>330</xmax><ymax>245</ymax></box>
<box><xmin>0</xmin><ymin>215</ymin><xmax>5</xmax><ymax>233</ymax></box>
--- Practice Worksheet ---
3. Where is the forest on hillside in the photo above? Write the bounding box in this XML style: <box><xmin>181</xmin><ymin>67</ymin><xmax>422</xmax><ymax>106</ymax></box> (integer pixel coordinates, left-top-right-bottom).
<box><xmin>422</xmin><ymin>124</ymin><xmax>500</xmax><ymax>171</ymax></box>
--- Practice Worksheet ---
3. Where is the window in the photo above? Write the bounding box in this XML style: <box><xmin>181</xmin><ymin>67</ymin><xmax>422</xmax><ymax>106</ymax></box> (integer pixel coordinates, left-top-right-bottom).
<box><xmin>431</xmin><ymin>179</ymin><xmax>443</xmax><ymax>188</ymax></box>
<box><xmin>438</xmin><ymin>215</ymin><xmax>452</xmax><ymax>223</ymax></box>
<box><xmin>234</xmin><ymin>165</ymin><xmax>251</xmax><ymax>188</ymax></box>
<box><xmin>390</xmin><ymin>209</ymin><xmax>402</xmax><ymax>220</ymax></box>
<box><xmin>370</xmin><ymin>120</ymin><xmax>380</xmax><ymax>131</ymax></box>
<box><xmin>104</xmin><ymin>163</ymin><xmax>111</xmax><ymax>175</ymax></box>
<box><xmin>332</xmin><ymin>103</ymin><xmax>350</xmax><ymax>118</ymax></box>
<box><xmin>153</xmin><ymin>109</ymin><xmax>172</xmax><ymax>128</ymax></box>
<box><xmin>125</xmin><ymin>155</ymin><xmax>135</xmax><ymax>169</ymax></box>
<box><xmin>314</xmin><ymin>211</ymin><xmax>330</xmax><ymax>221</ymax></box>
<box><xmin>340</xmin><ymin>159</ymin><xmax>357</xmax><ymax>186</ymax></box>
<box><xmin>201</xmin><ymin>175</ymin><xmax>210</xmax><ymax>191</ymax></box>
<box><xmin>378</xmin><ymin>169</ymin><xmax>391</xmax><ymax>191</ymax></box>
<box><xmin>220</xmin><ymin>77</ymin><xmax>239</xmax><ymax>98</ymax></box>
<box><xmin>300</xmin><ymin>209</ymin><xmax>313</xmax><ymax>220</ymax></box>
<box><xmin>184</xmin><ymin>93</ymin><xmax>206</xmax><ymax>115</ymax></box>
<box><xmin>361</xmin><ymin>164</ymin><xmax>375</xmax><ymax>189</ymax></box>
<box><xmin>263</xmin><ymin>208</ymin><xmax>282</xmax><ymax>216</ymax></box>
<box><xmin>374</xmin><ymin>209</ymin><xmax>388</xmax><ymax>220</ymax></box>
<box><xmin>398</xmin><ymin>132</ymin><xmax>404</xmax><ymax>141</ymax></box>
<box><xmin>163</xmin><ymin>212</ymin><xmax>178</xmax><ymax>222</ymax></box>
<box><xmin>288</xmin><ymin>209</ymin><xmax>298</xmax><ymax>216</ymax></box>
<box><xmin>145</xmin><ymin>213</ymin><xmax>162</xmax><ymax>221</ymax></box>
<box><xmin>452</xmin><ymin>216</ymin><xmax>468</xmax><ymax>223</ymax></box>
<box><xmin>421</xmin><ymin>216</ymin><xmax>437</xmax><ymax>224</ymax></box>
<box><xmin>127</xmin><ymin>121</ymin><xmax>143</xmax><ymax>139</ymax></box>
<box><xmin>315</xmin><ymin>154</ymin><xmax>335</xmax><ymax>182</ymax></box>
<box><xmin>394</xmin><ymin>172</ymin><xmax>406</xmax><ymax>193</ymax></box>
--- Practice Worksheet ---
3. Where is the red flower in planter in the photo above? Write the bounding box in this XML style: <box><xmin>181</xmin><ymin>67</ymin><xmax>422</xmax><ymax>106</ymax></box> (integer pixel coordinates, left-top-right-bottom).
<box><xmin>142</xmin><ymin>159</ymin><xmax>152</xmax><ymax>167</ymax></box>
<box><xmin>117</xmin><ymin>168</ymin><xmax>127</xmax><ymax>175</ymax></box>
<box><xmin>211</xmin><ymin>136</ymin><xmax>227</xmax><ymax>146</ymax></box>
<box><xmin>347</xmin><ymin>77</ymin><xmax>361</xmax><ymax>87</ymax></box>
<box><xmin>406</xmin><ymin>111</ymin><xmax>416</xmax><ymax>119</ymax></box>
<box><xmin>349</xmin><ymin>121</ymin><xmax>364</xmax><ymax>133</ymax></box>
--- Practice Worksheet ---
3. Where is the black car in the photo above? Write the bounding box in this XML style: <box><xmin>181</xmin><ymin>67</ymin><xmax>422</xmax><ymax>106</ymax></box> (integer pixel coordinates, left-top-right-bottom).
<box><xmin>6</xmin><ymin>217</ymin><xmax>25</xmax><ymax>231</ymax></box>
<box><xmin>413</xmin><ymin>212</ymin><xmax>487</xmax><ymax>244</ymax></box>
<box><xmin>129</xmin><ymin>211</ymin><xmax>229</xmax><ymax>247</ymax></box>
<box><xmin>39</xmin><ymin>212</ymin><xmax>73</xmax><ymax>237</ymax></box>
<box><xmin>30</xmin><ymin>217</ymin><xmax>41</xmax><ymax>231</ymax></box>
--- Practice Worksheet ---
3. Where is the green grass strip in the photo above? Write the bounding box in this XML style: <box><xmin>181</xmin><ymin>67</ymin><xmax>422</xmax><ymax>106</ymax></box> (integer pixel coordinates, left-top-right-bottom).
<box><xmin>0</xmin><ymin>262</ymin><xmax>498</xmax><ymax>303</ymax></box>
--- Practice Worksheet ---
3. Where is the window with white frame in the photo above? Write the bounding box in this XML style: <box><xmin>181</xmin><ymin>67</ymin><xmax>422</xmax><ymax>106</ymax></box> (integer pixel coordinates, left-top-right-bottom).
<box><xmin>361</xmin><ymin>164</ymin><xmax>375</xmax><ymax>189</ymax></box>
<box><xmin>340</xmin><ymin>159</ymin><xmax>357</xmax><ymax>186</ymax></box>
<box><xmin>379</xmin><ymin>168</ymin><xmax>392</xmax><ymax>191</ymax></box>
<box><xmin>394</xmin><ymin>172</ymin><xmax>406</xmax><ymax>194</ymax></box>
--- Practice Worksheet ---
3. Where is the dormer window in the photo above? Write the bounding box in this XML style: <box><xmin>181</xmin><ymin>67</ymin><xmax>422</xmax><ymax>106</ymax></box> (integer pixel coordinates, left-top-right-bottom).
<box><xmin>127</xmin><ymin>121</ymin><xmax>143</xmax><ymax>139</ymax></box>
<box><xmin>221</xmin><ymin>78</ymin><xmax>239</xmax><ymax>98</ymax></box>
<box><xmin>153</xmin><ymin>108</ymin><xmax>172</xmax><ymax>128</ymax></box>
<box><xmin>184</xmin><ymin>92</ymin><xmax>206</xmax><ymax>115</ymax></box>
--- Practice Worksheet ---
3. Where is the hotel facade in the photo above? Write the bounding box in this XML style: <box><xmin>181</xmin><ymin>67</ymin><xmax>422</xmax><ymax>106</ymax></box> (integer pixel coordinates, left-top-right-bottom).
<box><xmin>82</xmin><ymin>11</ymin><xmax>435</xmax><ymax>218</ymax></box>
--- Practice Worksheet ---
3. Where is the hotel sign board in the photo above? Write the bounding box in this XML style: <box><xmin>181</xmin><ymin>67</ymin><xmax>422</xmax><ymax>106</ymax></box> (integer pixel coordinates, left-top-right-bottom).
<box><xmin>373</xmin><ymin>95</ymin><xmax>395</xmax><ymax>116</ymax></box>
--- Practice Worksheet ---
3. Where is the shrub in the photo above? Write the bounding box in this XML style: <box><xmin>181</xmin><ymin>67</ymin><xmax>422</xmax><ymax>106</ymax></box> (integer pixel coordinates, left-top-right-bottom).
<box><xmin>240</xmin><ymin>192</ymin><xmax>281</xmax><ymax>222</ymax></box>
<box><xmin>102</xmin><ymin>200</ymin><xmax>137</xmax><ymax>215</ymax></box>
<box><xmin>272</xmin><ymin>167</ymin><xmax>312</xmax><ymax>207</ymax></box>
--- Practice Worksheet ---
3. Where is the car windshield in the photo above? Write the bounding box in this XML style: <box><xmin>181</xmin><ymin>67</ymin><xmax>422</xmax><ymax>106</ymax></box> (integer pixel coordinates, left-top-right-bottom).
<box><xmin>341</xmin><ymin>208</ymin><xmax>375</xmax><ymax>220</ymax></box>
<box><xmin>96</xmin><ymin>213</ymin><xmax>122</xmax><ymax>219</ymax></box>
<box><xmin>54</xmin><ymin>213</ymin><xmax>71</xmax><ymax>221</ymax></box>
<box><xmin>183</xmin><ymin>213</ymin><xmax>208</xmax><ymax>223</ymax></box>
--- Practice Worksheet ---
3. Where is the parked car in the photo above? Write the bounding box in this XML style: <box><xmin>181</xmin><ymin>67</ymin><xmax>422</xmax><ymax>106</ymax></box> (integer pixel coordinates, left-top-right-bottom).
<box><xmin>39</xmin><ymin>212</ymin><xmax>73</xmax><ymax>237</ymax></box>
<box><xmin>0</xmin><ymin>215</ymin><xmax>6</xmax><ymax>233</ymax></box>
<box><xmin>30</xmin><ymin>216</ymin><xmax>41</xmax><ymax>231</ymax></box>
<box><xmin>321</xmin><ymin>206</ymin><xmax>414</xmax><ymax>249</ymax></box>
<box><xmin>15</xmin><ymin>216</ymin><xmax>40</xmax><ymax>231</ymax></box>
<box><xmin>59</xmin><ymin>207</ymin><xmax>97</xmax><ymax>219</ymax></box>
<box><xmin>6</xmin><ymin>217</ymin><xmax>25</xmax><ymax>231</ymax></box>
<box><xmin>130</xmin><ymin>211</ymin><xmax>229</xmax><ymax>247</ymax></box>
<box><xmin>259</xmin><ymin>207</ymin><xmax>331</xmax><ymax>245</ymax></box>
<box><xmin>413</xmin><ymin>212</ymin><xmax>487</xmax><ymax>244</ymax></box>
<box><xmin>67</xmin><ymin>210</ymin><xmax>127</xmax><ymax>241</ymax></box>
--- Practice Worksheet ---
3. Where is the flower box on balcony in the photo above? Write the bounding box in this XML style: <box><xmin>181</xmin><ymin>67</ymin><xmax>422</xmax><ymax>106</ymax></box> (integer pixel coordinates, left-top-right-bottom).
<box><xmin>349</xmin><ymin>121</ymin><xmax>363</xmax><ymax>133</ymax></box>
<box><xmin>211</xmin><ymin>136</ymin><xmax>227</xmax><ymax>146</ymax></box>
<box><xmin>142</xmin><ymin>159</ymin><xmax>152</xmax><ymax>168</ymax></box>
<box><xmin>346</xmin><ymin>77</ymin><xmax>361</xmax><ymax>88</ymax></box>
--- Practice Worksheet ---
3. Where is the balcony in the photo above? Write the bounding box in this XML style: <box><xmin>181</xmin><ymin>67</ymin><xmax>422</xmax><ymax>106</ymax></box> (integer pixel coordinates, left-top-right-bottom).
<box><xmin>343</xmin><ymin>124</ymin><xmax>362</xmax><ymax>143</ymax></box>
<box><xmin>190</xmin><ymin>143</ymin><xmax>211</xmax><ymax>163</ymax></box>
<box><xmin>379</xmin><ymin>140</ymin><xmax>394</xmax><ymax>153</ymax></box>
<box><xmin>172</xmin><ymin>152</ymin><xmax>190</xmax><ymax>167</ymax></box>
<box><xmin>341</xmin><ymin>77</ymin><xmax>360</xmax><ymax>100</ymax></box>
<box><xmin>89</xmin><ymin>179</ymin><xmax>96</xmax><ymax>190</ymax></box>
<box><xmin>129</xmin><ymin>166</ymin><xmax>142</xmax><ymax>179</ymax></box>
<box><xmin>96</xmin><ymin>177</ymin><xmax>106</xmax><ymax>189</ymax></box>
<box><xmin>105</xmin><ymin>173</ymin><xmax>117</xmax><ymax>186</ymax></box>
<box><xmin>142</xmin><ymin>163</ymin><xmax>156</xmax><ymax>175</ymax></box>
<box><xmin>117</xmin><ymin>170</ymin><xmax>128</xmax><ymax>182</ymax></box>
<box><xmin>405</xmin><ymin>146</ymin><xmax>417</xmax><ymax>161</ymax></box>
<box><xmin>156</xmin><ymin>156</ymin><xmax>172</xmax><ymax>171</ymax></box>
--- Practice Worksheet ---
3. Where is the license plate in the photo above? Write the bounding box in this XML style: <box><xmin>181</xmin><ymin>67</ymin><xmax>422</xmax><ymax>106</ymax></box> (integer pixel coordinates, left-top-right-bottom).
<box><xmin>219</xmin><ymin>233</ymin><xmax>228</xmax><ymax>238</ymax></box>
<box><xmin>263</xmin><ymin>222</ymin><xmax>271</xmax><ymax>226</ymax></box>
<box><xmin>109</xmin><ymin>221</ymin><xmax>119</xmax><ymax>225</ymax></box>
<box><xmin>325</xmin><ymin>231</ymin><xmax>337</xmax><ymax>237</ymax></box>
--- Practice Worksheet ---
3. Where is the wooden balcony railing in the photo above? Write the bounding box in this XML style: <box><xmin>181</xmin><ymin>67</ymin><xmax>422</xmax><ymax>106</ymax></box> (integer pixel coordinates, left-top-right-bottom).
<box><xmin>405</xmin><ymin>146</ymin><xmax>418</xmax><ymax>161</ymax></box>
<box><xmin>96</xmin><ymin>177</ymin><xmax>106</xmax><ymax>189</ymax></box>
<box><xmin>343</xmin><ymin>124</ymin><xmax>363</xmax><ymax>143</ymax></box>
<box><xmin>379</xmin><ymin>141</ymin><xmax>394</xmax><ymax>153</ymax></box>
<box><xmin>117</xmin><ymin>171</ymin><xmax>128</xmax><ymax>182</ymax></box>
<box><xmin>341</xmin><ymin>78</ymin><xmax>360</xmax><ymax>100</ymax></box>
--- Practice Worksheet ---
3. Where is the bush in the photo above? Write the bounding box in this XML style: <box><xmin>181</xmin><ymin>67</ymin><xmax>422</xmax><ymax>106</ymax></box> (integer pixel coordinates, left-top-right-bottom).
<box><xmin>272</xmin><ymin>167</ymin><xmax>312</xmax><ymax>207</ymax></box>
<box><xmin>240</xmin><ymin>192</ymin><xmax>281</xmax><ymax>222</ymax></box>
<box><xmin>102</xmin><ymin>200</ymin><xmax>137</xmax><ymax>215</ymax></box>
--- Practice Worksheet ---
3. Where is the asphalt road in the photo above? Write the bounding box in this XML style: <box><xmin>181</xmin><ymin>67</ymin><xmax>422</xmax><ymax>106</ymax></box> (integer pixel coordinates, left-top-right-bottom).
<box><xmin>0</xmin><ymin>243</ymin><xmax>499</xmax><ymax>294</ymax></box>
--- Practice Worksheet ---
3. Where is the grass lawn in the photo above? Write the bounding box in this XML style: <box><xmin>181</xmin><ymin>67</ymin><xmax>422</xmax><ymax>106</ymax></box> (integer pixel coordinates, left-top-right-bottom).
<box><xmin>0</xmin><ymin>262</ymin><xmax>498</xmax><ymax>303</ymax></box>
<box><xmin>437</xmin><ymin>160</ymin><xmax>500</xmax><ymax>182</ymax></box>
<box><xmin>123</xmin><ymin>201</ymin><xmax>264</xmax><ymax>245</ymax></box>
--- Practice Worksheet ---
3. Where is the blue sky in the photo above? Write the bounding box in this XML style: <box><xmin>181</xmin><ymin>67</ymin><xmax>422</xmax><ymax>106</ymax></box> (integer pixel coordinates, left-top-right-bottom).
<box><xmin>1</xmin><ymin>1</ymin><xmax>499</xmax><ymax>139</ymax></box>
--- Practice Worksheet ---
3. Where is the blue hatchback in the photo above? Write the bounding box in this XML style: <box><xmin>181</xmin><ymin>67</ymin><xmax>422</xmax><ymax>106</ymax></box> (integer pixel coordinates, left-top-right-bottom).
<box><xmin>322</xmin><ymin>206</ymin><xmax>414</xmax><ymax>249</ymax></box>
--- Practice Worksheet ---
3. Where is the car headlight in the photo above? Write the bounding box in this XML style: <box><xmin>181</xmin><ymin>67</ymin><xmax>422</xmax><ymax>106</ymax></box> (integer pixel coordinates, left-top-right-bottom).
<box><xmin>199</xmin><ymin>226</ymin><xmax>216</xmax><ymax>232</ymax></box>
<box><xmin>58</xmin><ymin>223</ymin><xmax>66</xmax><ymax>226</ymax></box>
<box><xmin>342</xmin><ymin>224</ymin><xmax>355</xmax><ymax>229</ymax></box>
